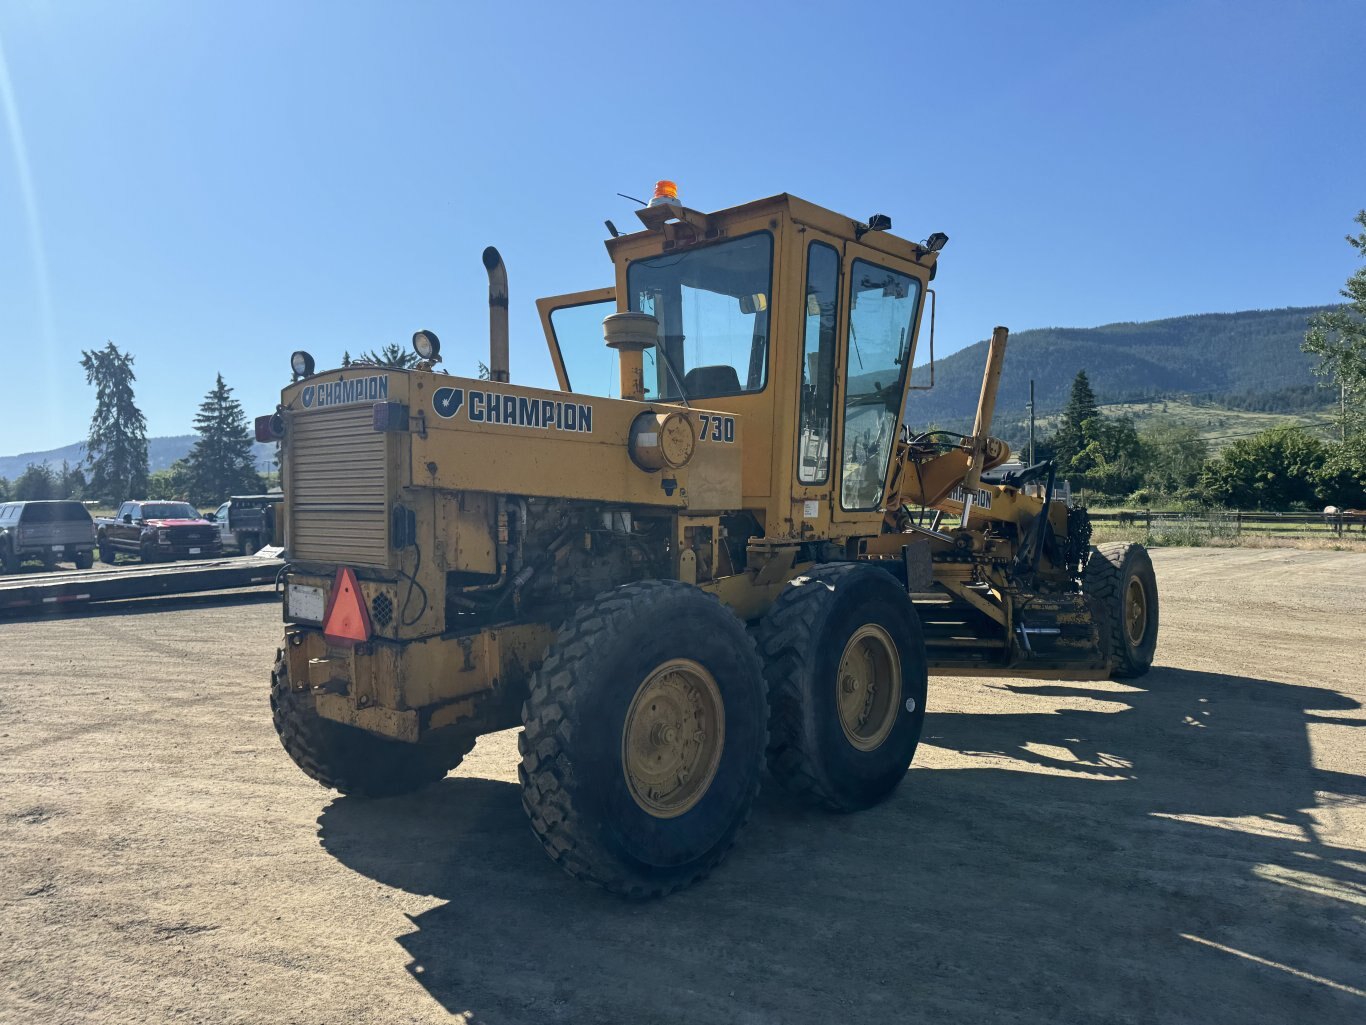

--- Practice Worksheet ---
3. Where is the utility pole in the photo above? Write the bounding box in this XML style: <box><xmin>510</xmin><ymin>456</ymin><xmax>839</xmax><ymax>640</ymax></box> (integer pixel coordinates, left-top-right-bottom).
<box><xmin>1027</xmin><ymin>379</ymin><xmax>1036</xmax><ymax>465</ymax></box>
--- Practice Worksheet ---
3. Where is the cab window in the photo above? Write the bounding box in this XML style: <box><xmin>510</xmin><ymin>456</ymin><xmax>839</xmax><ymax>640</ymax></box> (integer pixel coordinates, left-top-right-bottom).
<box><xmin>627</xmin><ymin>232</ymin><xmax>773</xmax><ymax>400</ymax></box>
<box><xmin>840</xmin><ymin>259</ymin><xmax>921</xmax><ymax>510</ymax></box>
<box><xmin>551</xmin><ymin>299</ymin><xmax>620</xmax><ymax>397</ymax></box>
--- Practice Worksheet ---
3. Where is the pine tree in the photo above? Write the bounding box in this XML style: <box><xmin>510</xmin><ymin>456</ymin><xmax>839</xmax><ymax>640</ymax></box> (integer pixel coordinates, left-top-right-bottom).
<box><xmin>1050</xmin><ymin>370</ymin><xmax>1100</xmax><ymax>471</ymax></box>
<box><xmin>354</xmin><ymin>343</ymin><xmax>418</xmax><ymax>368</ymax></box>
<box><xmin>80</xmin><ymin>341</ymin><xmax>149</xmax><ymax>503</ymax></box>
<box><xmin>185</xmin><ymin>374</ymin><xmax>263</xmax><ymax>505</ymax></box>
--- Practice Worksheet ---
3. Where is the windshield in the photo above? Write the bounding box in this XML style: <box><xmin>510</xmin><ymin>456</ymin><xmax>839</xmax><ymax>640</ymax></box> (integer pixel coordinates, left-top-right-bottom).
<box><xmin>142</xmin><ymin>502</ymin><xmax>200</xmax><ymax>519</ymax></box>
<box><xmin>627</xmin><ymin>232</ymin><xmax>773</xmax><ymax>400</ymax></box>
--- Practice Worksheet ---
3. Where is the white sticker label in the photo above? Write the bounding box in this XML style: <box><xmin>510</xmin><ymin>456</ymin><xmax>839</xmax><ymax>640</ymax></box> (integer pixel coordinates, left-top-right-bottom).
<box><xmin>288</xmin><ymin>583</ymin><xmax>326</xmax><ymax>622</ymax></box>
<box><xmin>803</xmin><ymin>500</ymin><xmax>819</xmax><ymax>519</ymax></box>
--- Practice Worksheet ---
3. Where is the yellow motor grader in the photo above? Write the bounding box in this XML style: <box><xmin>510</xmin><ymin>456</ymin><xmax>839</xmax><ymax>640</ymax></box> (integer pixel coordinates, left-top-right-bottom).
<box><xmin>260</xmin><ymin>184</ymin><xmax>1158</xmax><ymax>896</ymax></box>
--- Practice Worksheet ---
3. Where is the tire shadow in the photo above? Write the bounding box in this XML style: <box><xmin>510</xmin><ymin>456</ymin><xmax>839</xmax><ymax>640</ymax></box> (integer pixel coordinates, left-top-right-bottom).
<box><xmin>317</xmin><ymin>666</ymin><xmax>1366</xmax><ymax>1025</ymax></box>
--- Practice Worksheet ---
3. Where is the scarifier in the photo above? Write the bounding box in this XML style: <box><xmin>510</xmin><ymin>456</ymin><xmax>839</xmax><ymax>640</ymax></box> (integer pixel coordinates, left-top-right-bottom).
<box><xmin>260</xmin><ymin>184</ymin><xmax>1159</xmax><ymax>896</ymax></box>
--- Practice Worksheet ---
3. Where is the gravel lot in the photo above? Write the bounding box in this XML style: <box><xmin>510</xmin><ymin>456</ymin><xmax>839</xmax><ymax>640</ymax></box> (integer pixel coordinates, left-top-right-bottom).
<box><xmin>2</xmin><ymin>548</ymin><xmax>1364</xmax><ymax>1024</ymax></box>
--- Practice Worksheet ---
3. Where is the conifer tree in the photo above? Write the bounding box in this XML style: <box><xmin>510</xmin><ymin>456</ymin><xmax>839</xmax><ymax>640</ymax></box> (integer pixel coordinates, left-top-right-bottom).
<box><xmin>80</xmin><ymin>341</ymin><xmax>149</xmax><ymax>503</ymax></box>
<box><xmin>1052</xmin><ymin>370</ymin><xmax>1100</xmax><ymax>470</ymax></box>
<box><xmin>185</xmin><ymin>374</ymin><xmax>263</xmax><ymax>504</ymax></box>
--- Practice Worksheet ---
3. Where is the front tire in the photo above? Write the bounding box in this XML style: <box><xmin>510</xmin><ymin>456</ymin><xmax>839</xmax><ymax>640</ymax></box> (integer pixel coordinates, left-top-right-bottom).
<box><xmin>270</xmin><ymin>650</ymin><xmax>474</xmax><ymax>797</ymax></box>
<box><xmin>519</xmin><ymin>580</ymin><xmax>767</xmax><ymax>897</ymax></box>
<box><xmin>98</xmin><ymin>538</ymin><xmax>115</xmax><ymax>564</ymax></box>
<box><xmin>758</xmin><ymin>562</ymin><xmax>928</xmax><ymax>812</ymax></box>
<box><xmin>1085</xmin><ymin>543</ymin><xmax>1158</xmax><ymax>678</ymax></box>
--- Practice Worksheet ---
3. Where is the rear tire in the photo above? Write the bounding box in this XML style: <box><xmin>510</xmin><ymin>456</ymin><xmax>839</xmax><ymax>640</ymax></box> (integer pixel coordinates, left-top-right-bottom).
<box><xmin>270</xmin><ymin>650</ymin><xmax>474</xmax><ymax>797</ymax></box>
<box><xmin>1085</xmin><ymin>542</ymin><xmax>1158</xmax><ymax>678</ymax></box>
<box><xmin>519</xmin><ymin>580</ymin><xmax>767</xmax><ymax>897</ymax></box>
<box><xmin>1</xmin><ymin>542</ymin><xmax>17</xmax><ymax>574</ymax></box>
<box><xmin>74</xmin><ymin>551</ymin><xmax>94</xmax><ymax>570</ymax></box>
<box><xmin>240</xmin><ymin>533</ymin><xmax>260</xmax><ymax>556</ymax></box>
<box><xmin>757</xmin><ymin>562</ymin><xmax>928</xmax><ymax>812</ymax></box>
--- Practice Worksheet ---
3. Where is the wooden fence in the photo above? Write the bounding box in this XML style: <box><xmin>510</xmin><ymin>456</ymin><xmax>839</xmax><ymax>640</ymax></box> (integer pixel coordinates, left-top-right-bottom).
<box><xmin>1088</xmin><ymin>509</ymin><xmax>1366</xmax><ymax>537</ymax></box>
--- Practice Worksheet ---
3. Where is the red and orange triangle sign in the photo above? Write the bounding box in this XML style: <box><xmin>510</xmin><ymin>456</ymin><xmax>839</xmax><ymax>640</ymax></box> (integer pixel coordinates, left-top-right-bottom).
<box><xmin>322</xmin><ymin>567</ymin><xmax>371</xmax><ymax>647</ymax></box>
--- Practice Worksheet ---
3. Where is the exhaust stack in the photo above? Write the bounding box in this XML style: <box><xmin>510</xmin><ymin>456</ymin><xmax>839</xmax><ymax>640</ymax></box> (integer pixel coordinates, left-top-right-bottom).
<box><xmin>482</xmin><ymin>247</ymin><xmax>509</xmax><ymax>383</ymax></box>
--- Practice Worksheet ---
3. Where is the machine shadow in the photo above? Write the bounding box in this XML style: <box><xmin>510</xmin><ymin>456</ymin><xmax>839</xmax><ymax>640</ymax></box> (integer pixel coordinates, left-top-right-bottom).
<box><xmin>317</xmin><ymin>666</ymin><xmax>1366</xmax><ymax>1025</ymax></box>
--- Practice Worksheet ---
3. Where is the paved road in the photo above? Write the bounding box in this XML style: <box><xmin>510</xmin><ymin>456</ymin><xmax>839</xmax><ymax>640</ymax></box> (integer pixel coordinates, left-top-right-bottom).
<box><xmin>2</xmin><ymin>549</ymin><xmax>1364</xmax><ymax>1024</ymax></box>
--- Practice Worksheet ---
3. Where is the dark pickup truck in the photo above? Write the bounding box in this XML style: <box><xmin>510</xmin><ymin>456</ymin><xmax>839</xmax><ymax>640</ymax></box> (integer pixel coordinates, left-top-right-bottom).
<box><xmin>96</xmin><ymin>500</ymin><xmax>224</xmax><ymax>563</ymax></box>
<box><xmin>0</xmin><ymin>500</ymin><xmax>97</xmax><ymax>571</ymax></box>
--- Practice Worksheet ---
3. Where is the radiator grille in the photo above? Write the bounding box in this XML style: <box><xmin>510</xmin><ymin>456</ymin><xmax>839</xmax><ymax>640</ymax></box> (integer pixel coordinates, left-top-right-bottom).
<box><xmin>287</xmin><ymin>405</ymin><xmax>390</xmax><ymax>566</ymax></box>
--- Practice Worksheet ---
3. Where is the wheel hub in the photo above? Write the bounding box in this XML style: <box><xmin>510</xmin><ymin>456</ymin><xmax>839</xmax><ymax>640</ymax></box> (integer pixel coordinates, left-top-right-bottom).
<box><xmin>836</xmin><ymin>624</ymin><xmax>901</xmax><ymax>752</ymax></box>
<box><xmin>622</xmin><ymin>659</ymin><xmax>725</xmax><ymax>819</ymax></box>
<box><xmin>1124</xmin><ymin>577</ymin><xmax>1147</xmax><ymax>646</ymax></box>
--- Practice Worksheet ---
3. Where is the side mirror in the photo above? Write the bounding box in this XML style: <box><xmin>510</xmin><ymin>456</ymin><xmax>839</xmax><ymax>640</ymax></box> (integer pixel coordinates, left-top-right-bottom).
<box><xmin>738</xmin><ymin>293</ymin><xmax>767</xmax><ymax>316</ymax></box>
<box><xmin>205</xmin><ymin>513</ymin><xmax>217</xmax><ymax>522</ymax></box>
<box><xmin>122</xmin><ymin>514</ymin><xmax>133</xmax><ymax>524</ymax></box>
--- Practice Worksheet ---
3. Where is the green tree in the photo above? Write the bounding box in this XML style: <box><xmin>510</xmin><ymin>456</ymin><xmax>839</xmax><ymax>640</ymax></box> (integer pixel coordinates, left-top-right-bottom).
<box><xmin>1052</xmin><ymin>371</ymin><xmax>1100</xmax><ymax>470</ymax></box>
<box><xmin>352</xmin><ymin>344</ymin><xmax>418</xmax><ymax>369</ymax></box>
<box><xmin>1199</xmin><ymin>427</ymin><xmax>1326</xmax><ymax>509</ymax></box>
<box><xmin>80</xmin><ymin>341</ymin><xmax>149</xmax><ymax>503</ymax></box>
<box><xmin>184</xmin><ymin>374</ymin><xmax>263</xmax><ymax>504</ymax></box>
<box><xmin>1139</xmin><ymin>423</ymin><xmax>1209</xmax><ymax>497</ymax></box>
<box><xmin>56</xmin><ymin>460</ymin><xmax>86</xmax><ymax>501</ymax></box>
<box><xmin>13</xmin><ymin>463</ymin><xmax>56</xmax><ymax>501</ymax></box>
<box><xmin>1303</xmin><ymin>211</ymin><xmax>1366</xmax><ymax>433</ymax></box>
<box><xmin>1072</xmin><ymin>415</ymin><xmax>1144</xmax><ymax>498</ymax></box>
<box><xmin>0</xmin><ymin>477</ymin><xmax>10</xmax><ymax>501</ymax></box>
<box><xmin>1303</xmin><ymin>209</ymin><xmax>1366</xmax><ymax>506</ymax></box>
<box><xmin>147</xmin><ymin>459</ymin><xmax>194</xmax><ymax>500</ymax></box>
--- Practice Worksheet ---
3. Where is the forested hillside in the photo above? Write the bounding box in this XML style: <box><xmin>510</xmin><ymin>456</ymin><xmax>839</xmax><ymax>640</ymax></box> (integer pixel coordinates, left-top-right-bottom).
<box><xmin>906</xmin><ymin>305</ymin><xmax>1340</xmax><ymax>429</ymax></box>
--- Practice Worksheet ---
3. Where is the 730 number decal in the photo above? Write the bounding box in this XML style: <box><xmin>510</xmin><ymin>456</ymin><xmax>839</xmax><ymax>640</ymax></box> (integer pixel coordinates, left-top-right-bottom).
<box><xmin>698</xmin><ymin>414</ymin><xmax>736</xmax><ymax>443</ymax></box>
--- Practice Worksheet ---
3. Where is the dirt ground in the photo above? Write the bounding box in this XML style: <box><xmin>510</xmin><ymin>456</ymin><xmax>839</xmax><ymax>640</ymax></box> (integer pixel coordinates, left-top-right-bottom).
<box><xmin>2</xmin><ymin>548</ymin><xmax>1364</xmax><ymax>1024</ymax></box>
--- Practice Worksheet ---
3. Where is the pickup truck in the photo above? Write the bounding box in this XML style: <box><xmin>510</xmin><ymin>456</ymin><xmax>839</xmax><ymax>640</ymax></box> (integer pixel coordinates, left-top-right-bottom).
<box><xmin>208</xmin><ymin>494</ymin><xmax>281</xmax><ymax>555</ymax></box>
<box><xmin>0</xmin><ymin>500</ymin><xmax>97</xmax><ymax>572</ymax></box>
<box><xmin>96</xmin><ymin>500</ymin><xmax>224</xmax><ymax>563</ymax></box>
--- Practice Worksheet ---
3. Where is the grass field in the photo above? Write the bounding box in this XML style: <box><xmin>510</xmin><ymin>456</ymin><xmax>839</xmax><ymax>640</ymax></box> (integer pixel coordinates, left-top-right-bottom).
<box><xmin>989</xmin><ymin>397</ymin><xmax>1337</xmax><ymax>455</ymax></box>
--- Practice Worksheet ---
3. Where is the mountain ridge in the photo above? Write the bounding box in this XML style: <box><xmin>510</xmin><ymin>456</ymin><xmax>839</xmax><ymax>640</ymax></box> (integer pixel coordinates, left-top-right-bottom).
<box><xmin>0</xmin><ymin>436</ymin><xmax>276</xmax><ymax>481</ymax></box>
<box><xmin>905</xmin><ymin>304</ymin><xmax>1340</xmax><ymax>429</ymax></box>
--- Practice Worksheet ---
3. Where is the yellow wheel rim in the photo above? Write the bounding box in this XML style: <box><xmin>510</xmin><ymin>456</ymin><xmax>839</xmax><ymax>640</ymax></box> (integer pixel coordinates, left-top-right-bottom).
<box><xmin>1124</xmin><ymin>577</ymin><xmax>1148</xmax><ymax>647</ymax></box>
<box><xmin>836</xmin><ymin>624</ymin><xmax>901</xmax><ymax>752</ymax></box>
<box><xmin>622</xmin><ymin>658</ymin><xmax>725</xmax><ymax>819</ymax></box>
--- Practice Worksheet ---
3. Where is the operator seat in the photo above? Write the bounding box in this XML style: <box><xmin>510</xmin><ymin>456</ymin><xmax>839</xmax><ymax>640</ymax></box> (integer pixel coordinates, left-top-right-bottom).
<box><xmin>683</xmin><ymin>365</ymin><xmax>742</xmax><ymax>398</ymax></box>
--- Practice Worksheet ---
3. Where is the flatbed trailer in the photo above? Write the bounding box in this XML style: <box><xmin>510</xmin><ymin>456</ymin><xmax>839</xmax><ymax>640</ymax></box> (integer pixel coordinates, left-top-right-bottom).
<box><xmin>0</xmin><ymin>551</ymin><xmax>283</xmax><ymax>615</ymax></box>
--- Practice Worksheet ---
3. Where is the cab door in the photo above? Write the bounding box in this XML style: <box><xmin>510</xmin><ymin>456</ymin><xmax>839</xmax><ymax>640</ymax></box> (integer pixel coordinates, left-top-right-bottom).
<box><xmin>787</xmin><ymin>233</ymin><xmax>846</xmax><ymax>533</ymax></box>
<box><xmin>830</xmin><ymin>241</ymin><xmax>929</xmax><ymax>527</ymax></box>
<box><xmin>535</xmin><ymin>287</ymin><xmax>616</xmax><ymax>394</ymax></box>
<box><xmin>215</xmin><ymin>502</ymin><xmax>232</xmax><ymax>547</ymax></box>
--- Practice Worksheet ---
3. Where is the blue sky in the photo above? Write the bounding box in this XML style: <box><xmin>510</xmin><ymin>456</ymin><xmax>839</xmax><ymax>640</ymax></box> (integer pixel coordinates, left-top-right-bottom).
<box><xmin>1</xmin><ymin>0</ymin><xmax>1362</xmax><ymax>456</ymax></box>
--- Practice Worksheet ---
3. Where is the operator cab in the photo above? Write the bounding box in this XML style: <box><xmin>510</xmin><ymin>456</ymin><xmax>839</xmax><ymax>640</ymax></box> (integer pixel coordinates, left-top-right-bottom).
<box><xmin>538</xmin><ymin>186</ymin><xmax>944</xmax><ymax>538</ymax></box>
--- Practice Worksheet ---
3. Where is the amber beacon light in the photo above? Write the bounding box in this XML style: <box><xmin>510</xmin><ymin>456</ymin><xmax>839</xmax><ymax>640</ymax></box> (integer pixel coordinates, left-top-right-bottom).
<box><xmin>649</xmin><ymin>180</ymin><xmax>680</xmax><ymax>207</ymax></box>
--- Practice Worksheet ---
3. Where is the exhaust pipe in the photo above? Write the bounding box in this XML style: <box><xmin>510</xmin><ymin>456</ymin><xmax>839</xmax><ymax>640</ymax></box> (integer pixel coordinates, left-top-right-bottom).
<box><xmin>482</xmin><ymin>246</ymin><xmax>509</xmax><ymax>383</ymax></box>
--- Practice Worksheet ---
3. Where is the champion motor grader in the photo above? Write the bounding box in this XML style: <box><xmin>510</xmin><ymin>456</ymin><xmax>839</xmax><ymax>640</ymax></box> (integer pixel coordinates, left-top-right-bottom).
<box><xmin>260</xmin><ymin>183</ymin><xmax>1158</xmax><ymax>896</ymax></box>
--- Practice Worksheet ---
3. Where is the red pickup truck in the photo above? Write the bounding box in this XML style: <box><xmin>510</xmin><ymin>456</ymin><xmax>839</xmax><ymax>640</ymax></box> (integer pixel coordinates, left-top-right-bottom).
<box><xmin>95</xmin><ymin>501</ymin><xmax>224</xmax><ymax>563</ymax></box>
